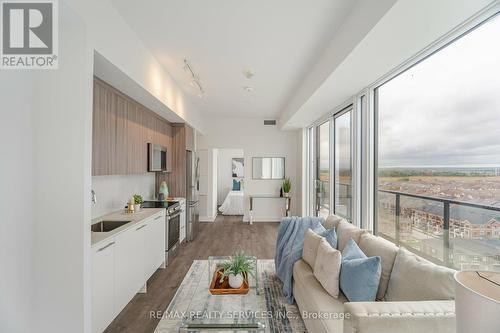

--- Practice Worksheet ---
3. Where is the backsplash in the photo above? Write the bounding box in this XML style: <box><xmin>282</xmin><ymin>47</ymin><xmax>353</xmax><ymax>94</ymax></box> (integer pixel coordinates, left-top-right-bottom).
<box><xmin>91</xmin><ymin>174</ymin><xmax>156</xmax><ymax>219</ymax></box>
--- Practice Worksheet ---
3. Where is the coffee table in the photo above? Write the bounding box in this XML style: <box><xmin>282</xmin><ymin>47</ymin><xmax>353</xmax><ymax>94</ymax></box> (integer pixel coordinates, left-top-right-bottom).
<box><xmin>179</xmin><ymin>256</ymin><xmax>265</xmax><ymax>332</ymax></box>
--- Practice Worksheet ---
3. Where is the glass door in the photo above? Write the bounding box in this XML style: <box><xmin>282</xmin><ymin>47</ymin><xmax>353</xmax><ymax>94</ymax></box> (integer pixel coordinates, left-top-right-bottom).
<box><xmin>334</xmin><ymin>108</ymin><xmax>352</xmax><ymax>220</ymax></box>
<box><xmin>316</xmin><ymin>121</ymin><xmax>331</xmax><ymax>218</ymax></box>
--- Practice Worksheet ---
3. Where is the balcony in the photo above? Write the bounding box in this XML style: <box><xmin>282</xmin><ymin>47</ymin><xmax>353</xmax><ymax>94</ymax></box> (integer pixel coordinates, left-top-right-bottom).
<box><xmin>377</xmin><ymin>189</ymin><xmax>500</xmax><ymax>271</ymax></box>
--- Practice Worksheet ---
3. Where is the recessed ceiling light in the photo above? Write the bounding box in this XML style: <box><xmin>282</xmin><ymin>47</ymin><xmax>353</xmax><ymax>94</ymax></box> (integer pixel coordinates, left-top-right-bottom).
<box><xmin>242</xmin><ymin>70</ymin><xmax>255</xmax><ymax>79</ymax></box>
<box><xmin>243</xmin><ymin>86</ymin><xmax>253</xmax><ymax>92</ymax></box>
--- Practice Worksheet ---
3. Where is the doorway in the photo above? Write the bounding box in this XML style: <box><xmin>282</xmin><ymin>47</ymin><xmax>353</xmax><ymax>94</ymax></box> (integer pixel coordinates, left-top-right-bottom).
<box><xmin>217</xmin><ymin>148</ymin><xmax>245</xmax><ymax>217</ymax></box>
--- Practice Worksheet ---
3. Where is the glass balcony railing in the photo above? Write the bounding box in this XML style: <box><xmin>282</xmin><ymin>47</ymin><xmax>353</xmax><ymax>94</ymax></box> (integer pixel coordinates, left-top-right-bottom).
<box><xmin>377</xmin><ymin>189</ymin><xmax>500</xmax><ymax>272</ymax></box>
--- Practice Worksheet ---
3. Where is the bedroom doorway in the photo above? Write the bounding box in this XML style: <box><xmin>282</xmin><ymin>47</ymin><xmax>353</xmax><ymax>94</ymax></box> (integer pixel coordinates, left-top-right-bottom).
<box><xmin>217</xmin><ymin>148</ymin><xmax>245</xmax><ymax>217</ymax></box>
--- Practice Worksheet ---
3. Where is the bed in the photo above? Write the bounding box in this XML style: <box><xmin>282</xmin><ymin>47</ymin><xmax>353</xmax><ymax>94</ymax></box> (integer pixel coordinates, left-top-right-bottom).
<box><xmin>218</xmin><ymin>190</ymin><xmax>245</xmax><ymax>215</ymax></box>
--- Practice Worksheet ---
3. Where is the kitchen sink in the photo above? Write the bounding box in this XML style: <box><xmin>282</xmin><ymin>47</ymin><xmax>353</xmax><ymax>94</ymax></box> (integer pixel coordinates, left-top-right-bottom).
<box><xmin>91</xmin><ymin>220</ymin><xmax>131</xmax><ymax>232</ymax></box>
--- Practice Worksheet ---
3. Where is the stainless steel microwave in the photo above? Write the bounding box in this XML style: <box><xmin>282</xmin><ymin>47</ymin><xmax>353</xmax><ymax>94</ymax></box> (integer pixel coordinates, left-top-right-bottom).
<box><xmin>148</xmin><ymin>143</ymin><xmax>167</xmax><ymax>172</ymax></box>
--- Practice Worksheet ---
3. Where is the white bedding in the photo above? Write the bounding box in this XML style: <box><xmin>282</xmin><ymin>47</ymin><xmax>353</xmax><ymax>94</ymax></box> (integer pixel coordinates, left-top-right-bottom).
<box><xmin>219</xmin><ymin>191</ymin><xmax>245</xmax><ymax>215</ymax></box>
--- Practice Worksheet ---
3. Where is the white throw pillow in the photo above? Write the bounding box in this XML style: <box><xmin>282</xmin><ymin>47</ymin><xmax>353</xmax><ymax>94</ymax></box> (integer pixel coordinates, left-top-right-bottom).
<box><xmin>336</xmin><ymin>219</ymin><xmax>368</xmax><ymax>251</ymax></box>
<box><xmin>324</xmin><ymin>214</ymin><xmax>345</xmax><ymax>230</ymax></box>
<box><xmin>358</xmin><ymin>232</ymin><xmax>398</xmax><ymax>300</ymax></box>
<box><xmin>302</xmin><ymin>228</ymin><xmax>323</xmax><ymax>268</ymax></box>
<box><xmin>313</xmin><ymin>238</ymin><xmax>342</xmax><ymax>298</ymax></box>
<box><xmin>385</xmin><ymin>247</ymin><xmax>456</xmax><ymax>301</ymax></box>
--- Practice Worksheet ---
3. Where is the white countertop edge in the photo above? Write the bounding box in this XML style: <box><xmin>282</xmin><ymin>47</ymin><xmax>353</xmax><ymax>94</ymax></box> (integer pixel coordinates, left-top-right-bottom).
<box><xmin>91</xmin><ymin>208</ymin><xmax>165</xmax><ymax>248</ymax></box>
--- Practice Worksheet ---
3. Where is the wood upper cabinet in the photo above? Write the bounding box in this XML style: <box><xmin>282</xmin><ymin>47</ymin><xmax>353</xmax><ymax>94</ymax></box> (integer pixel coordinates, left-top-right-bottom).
<box><xmin>92</xmin><ymin>80</ymin><xmax>117</xmax><ymax>176</ymax></box>
<box><xmin>185</xmin><ymin>124</ymin><xmax>195</xmax><ymax>152</ymax></box>
<box><xmin>92</xmin><ymin>77</ymin><xmax>173</xmax><ymax>175</ymax></box>
<box><xmin>115</xmin><ymin>94</ymin><xmax>129</xmax><ymax>175</ymax></box>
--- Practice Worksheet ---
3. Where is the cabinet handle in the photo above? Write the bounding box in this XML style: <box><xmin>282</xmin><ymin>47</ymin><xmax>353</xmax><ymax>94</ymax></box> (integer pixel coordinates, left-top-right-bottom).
<box><xmin>136</xmin><ymin>224</ymin><xmax>147</xmax><ymax>231</ymax></box>
<box><xmin>98</xmin><ymin>241</ymin><xmax>115</xmax><ymax>252</ymax></box>
<box><xmin>154</xmin><ymin>215</ymin><xmax>162</xmax><ymax>221</ymax></box>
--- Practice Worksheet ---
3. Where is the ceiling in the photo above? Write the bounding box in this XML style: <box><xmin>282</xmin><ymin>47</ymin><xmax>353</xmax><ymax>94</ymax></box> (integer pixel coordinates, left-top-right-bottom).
<box><xmin>109</xmin><ymin>0</ymin><xmax>358</xmax><ymax>119</ymax></box>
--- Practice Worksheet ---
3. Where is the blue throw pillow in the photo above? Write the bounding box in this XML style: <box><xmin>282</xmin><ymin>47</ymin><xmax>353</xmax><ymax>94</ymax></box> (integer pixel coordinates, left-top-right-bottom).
<box><xmin>340</xmin><ymin>238</ymin><xmax>381</xmax><ymax>302</ymax></box>
<box><xmin>311</xmin><ymin>224</ymin><xmax>338</xmax><ymax>249</ymax></box>
<box><xmin>232</xmin><ymin>179</ymin><xmax>241</xmax><ymax>191</ymax></box>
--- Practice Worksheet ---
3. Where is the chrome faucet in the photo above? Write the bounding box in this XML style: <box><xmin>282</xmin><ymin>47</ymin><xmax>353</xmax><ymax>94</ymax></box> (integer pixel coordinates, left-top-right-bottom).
<box><xmin>91</xmin><ymin>189</ymin><xmax>97</xmax><ymax>205</ymax></box>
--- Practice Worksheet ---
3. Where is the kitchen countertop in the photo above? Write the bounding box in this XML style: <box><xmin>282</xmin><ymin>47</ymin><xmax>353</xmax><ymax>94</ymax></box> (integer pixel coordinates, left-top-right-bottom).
<box><xmin>91</xmin><ymin>208</ymin><xmax>165</xmax><ymax>247</ymax></box>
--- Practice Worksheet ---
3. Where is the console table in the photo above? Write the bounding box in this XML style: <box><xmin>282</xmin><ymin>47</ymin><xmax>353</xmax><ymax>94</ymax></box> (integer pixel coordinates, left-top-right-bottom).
<box><xmin>249</xmin><ymin>195</ymin><xmax>291</xmax><ymax>224</ymax></box>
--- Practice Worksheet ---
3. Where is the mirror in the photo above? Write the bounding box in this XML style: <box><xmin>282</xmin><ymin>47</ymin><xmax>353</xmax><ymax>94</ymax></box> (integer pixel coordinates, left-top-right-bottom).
<box><xmin>252</xmin><ymin>157</ymin><xmax>285</xmax><ymax>179</ymax></box>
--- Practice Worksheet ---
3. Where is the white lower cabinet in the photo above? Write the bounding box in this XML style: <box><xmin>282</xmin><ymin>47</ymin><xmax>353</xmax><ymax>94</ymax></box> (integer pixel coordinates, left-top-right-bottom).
<box><xmin>144</xmin><ymin>214</ymin><xmax>166</xmax><ymax>279</ymax></box>
<box><xmin>91</xmin><ymin>210</ymin><xmax>165</xmax><ymax>333</ymax></box>
<box><xmin>114</xmin><ymin>221</ymin><xmax>146</xmax><ymax>313</ymax></box>
<box><xmin>91</xmin><ymin>239</ymin><xmax>116</xmax><ymax>333</ymax></box>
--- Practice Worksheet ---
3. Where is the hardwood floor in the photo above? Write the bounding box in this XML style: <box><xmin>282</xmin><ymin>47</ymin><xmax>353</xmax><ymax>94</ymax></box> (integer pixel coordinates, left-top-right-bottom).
<box><xmin>104</xmin><ymin>215</ymin><xmax>279</xmax><ymax>333</ymax></box>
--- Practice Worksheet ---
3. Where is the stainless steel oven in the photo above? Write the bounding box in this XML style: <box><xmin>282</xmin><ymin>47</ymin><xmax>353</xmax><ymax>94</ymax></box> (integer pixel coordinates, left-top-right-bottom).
<box><xmin>166</xmin><ymin>202</ymin><xmax>180</xmax><ymax>265</ymax></box>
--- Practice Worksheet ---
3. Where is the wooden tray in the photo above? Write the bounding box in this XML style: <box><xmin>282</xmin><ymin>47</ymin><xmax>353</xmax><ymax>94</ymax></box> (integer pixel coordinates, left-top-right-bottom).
<box><xmin>209</xmin><ymin>269</ymin><xmax>249</xmax><ymax>295</ymax></box>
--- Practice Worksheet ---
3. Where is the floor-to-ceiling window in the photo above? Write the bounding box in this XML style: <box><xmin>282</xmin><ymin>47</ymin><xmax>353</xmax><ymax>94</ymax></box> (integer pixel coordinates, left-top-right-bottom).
<box><xmin>309</xmin><ymin>108</ymin><xmax>354</xmax><ymax>220</ymax></box>
<box><xmin>316</xmin><ymin>121</ymin><xmax>330</xmax><ymax>218</ymax></box>
<box><xmin>334</xmin><ymin>109</ymin><xmax>352</xmax><ymax>220</ymax></box>
<box><xmin>375</xmin><ymin>13</ymin><xmax>500</xmax><ymax>271</ymax></box>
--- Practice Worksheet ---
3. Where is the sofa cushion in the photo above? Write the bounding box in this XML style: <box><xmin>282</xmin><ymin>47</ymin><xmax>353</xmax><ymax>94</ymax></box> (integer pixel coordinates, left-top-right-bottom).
<box><xmin>325</xmin><ymin>214</ymin><xmax>345</xmax><ymax>230</ymax></box>
<box><xmin>340</xmin><ymin>239</ymin><xmax>382</xmax><ymax>302</ymax></box>
<box><xmin>293</xmin><ymin>259</ymin><xmax>346</xmax><ymax>333</ymax></box>
<box><xmin>385</xmin><ymin>247</ymin><xmax>456</xmax><ymax>301</ymax></box>
<box><xmin>343</xmin><ymin>300</ymin><xmax>456</xmax><ymax>333</ymax></box>
<box><xmin>319</xmin><ymin>227</ymin><xmax>338</xmax><ymax>249</ymax></box>
<box><xmin>314</xmin><ymin>238</ymin><xmax>342</xmax><ymax>298</ymax></box>
<box><xmin>358</xmin><ymin>233</ymin><xmax>398</xmax><ymax>300</ymax></box>
<box><xmin>336</xmin><ymin>219</ymin><xmax>368</xmax><ymax>251</ymax></box>
<box><xmin>312</xmin><ymin>223</ymin><xmax>338</xmax><ymax>249</ymax></box>
<box><xmin>302</xmin><ymin>229</ymin><xmax>323</xmax><ymax>268</ymax></box>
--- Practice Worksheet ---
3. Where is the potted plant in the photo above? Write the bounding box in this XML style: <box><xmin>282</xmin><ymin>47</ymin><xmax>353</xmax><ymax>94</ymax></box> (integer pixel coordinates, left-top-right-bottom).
<box><xmin>219</xmin><ymin>251</ymin><xmax>255</xmax><ymax>289</ymax></box>
<box><xmin>282</xmin><ymin>177</ymin><xmax>291</xmax><ymax>198</ymax></box>
<box><xmin>133</xmin><ymin>194</ymin><xmax>144</xmax><ymax>212</ymax></box>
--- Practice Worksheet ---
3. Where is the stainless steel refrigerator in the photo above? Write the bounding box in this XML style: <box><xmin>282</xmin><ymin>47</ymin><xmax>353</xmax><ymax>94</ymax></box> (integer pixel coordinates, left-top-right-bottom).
<box><xmin>186</xmin><ymin>150</ymin><xmax>199</xmax><ymax>241</ymax></box>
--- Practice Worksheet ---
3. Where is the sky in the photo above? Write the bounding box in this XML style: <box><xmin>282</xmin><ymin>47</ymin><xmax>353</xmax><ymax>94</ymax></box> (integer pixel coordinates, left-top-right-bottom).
<box><xmin>378</xmin><ymin>14</ymin><xmax>500</xmax><ymax>168</ymax></box>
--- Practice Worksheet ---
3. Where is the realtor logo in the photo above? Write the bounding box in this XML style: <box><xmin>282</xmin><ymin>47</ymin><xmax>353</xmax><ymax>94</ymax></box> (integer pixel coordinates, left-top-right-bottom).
<box><xmin>1</xmin><ymin>0</ymin><xmax>58</xmax><ymax>69</ymax></box>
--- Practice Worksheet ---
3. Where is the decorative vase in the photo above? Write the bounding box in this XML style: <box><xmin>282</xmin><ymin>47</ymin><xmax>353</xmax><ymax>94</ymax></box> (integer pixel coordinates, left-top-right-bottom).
<box><xmin>228</xmin><ymin>273</ymin><xmax>244</xmax><ymax>289</ymax></box>
<box><xmin>134</xmin><ymin>204</ymin><xmax>141</xmax><ymax>212</ymax></box>
<box><xmin>159</xmin><ymin>181</ymin><xmax>169</xmax><ymax>201</ymax></box>
<box><xmin>284</xmin><ymin>192</ymin><xmax>290</xmax><ymax>198</ymax></box>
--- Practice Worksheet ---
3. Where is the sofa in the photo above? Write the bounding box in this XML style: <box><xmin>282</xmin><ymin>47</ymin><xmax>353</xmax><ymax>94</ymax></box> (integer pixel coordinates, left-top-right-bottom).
<box><xmin>293</xmin><ymin>214</ymin><xmax>457</xmax><ymax>333</ymax></box>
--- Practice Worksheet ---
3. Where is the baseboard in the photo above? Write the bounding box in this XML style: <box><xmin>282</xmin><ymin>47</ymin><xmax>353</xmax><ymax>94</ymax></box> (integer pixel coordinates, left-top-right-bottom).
<box><xmin>243</xmin><ymin>215</ymin><xmax>283</xmax><ymax>223</ymax></box>
<box><xmin>199</xmin><ymin>214</ymin><xmax>217</xmax><ymax>222</ymax></box>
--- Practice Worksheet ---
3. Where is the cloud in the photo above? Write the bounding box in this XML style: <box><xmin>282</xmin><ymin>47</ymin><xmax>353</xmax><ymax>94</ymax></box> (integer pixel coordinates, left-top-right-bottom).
<box><xmin>378</xmin><ymin>14</ymin><xmax>500</xmax><ymax>167</ymax></box>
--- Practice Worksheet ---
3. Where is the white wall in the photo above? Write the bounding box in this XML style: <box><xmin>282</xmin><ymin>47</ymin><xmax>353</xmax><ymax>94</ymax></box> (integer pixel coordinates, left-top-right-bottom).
<box><xmin>198</xmin><ymin>118</ymin><xmax>301</xmax><ymax>222</ymax></box>
<box><xmin>198</xmin><ymin>149</ymin><xmax>218</xmax><ymax>221</ymax></box>
<box><xmin>281</xmin><ymin>0</ymin><xmax>497</xmax><ymax>128</ymax></box>
<box><xmin>217</xmin><ymin>149</ymin><xmax>244</xmax><ymax>205</ymax></box>
<box><xmin>0</xmin><ymin>72</ymin><xmax>35</xmax><ymax>333</ymax></box>
<box><xmin>64</xmin><ymin>0</ymin><xmax>204</xmax><ymax>133</ymax></box>
<box><xmin>0</xmin><ymin>3</ymin><xmax>93</xmax><ymax>333</ymax></box>
<box><xmin>91</xmin><ymin>174</ymin><xmax>156</xmax><ymax>218</ymax></box>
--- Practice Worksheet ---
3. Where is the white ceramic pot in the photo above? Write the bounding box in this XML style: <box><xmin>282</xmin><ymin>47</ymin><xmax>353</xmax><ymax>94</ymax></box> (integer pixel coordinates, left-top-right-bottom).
<box><xmin>228</xmin><ymin>273</ymin><xmax>244</xmax><ymax>289</ymax></box>
<box><xmin>134</xmin><ymin>204</ymin><xmax>141</xmax><ymax>212</ymax></box>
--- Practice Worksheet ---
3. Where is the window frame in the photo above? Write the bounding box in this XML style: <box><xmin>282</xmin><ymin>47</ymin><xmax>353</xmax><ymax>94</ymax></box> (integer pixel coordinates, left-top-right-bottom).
<box><xmin>370</xmin><ymin>7</ymin><xmax>500</xmax><ymax>234</ymax></box>
<box><xmin>304</xmin><ymin>4</ymin><xmax>500</xmax><ymax>230</ymax></box>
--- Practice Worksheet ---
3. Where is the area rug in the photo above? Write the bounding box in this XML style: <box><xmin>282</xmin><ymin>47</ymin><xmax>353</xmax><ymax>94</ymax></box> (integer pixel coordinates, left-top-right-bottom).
<box><xmin>154</xmin><ymin>260</ymin><xmax>307</xmax><ymax>332</ymax></box>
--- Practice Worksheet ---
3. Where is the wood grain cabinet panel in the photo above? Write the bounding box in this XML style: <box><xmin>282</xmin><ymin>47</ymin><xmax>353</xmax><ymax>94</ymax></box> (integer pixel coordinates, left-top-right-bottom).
<box><xmin>126</xmin><ymin>102</ymin><xmax>144</xmax><ymax>174</ymax></box>
<box><xmin>92</xmin><ymin>80</ymin><xmax>117</xmax><ymax>176</ymax></box>
<box><xmin>185</xmin><ymin>125</ymin><xmax>195</xmax><ymax>152</ymax></box>
<box><xmin>92</xmin><ymin>77</ymin><xmax>175</xmax><ymax>176</ymax></box>
<box><xmin>115</xmin><ymin>94</ymin><xmax>129</xmax><ymax>175</ymax></box>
